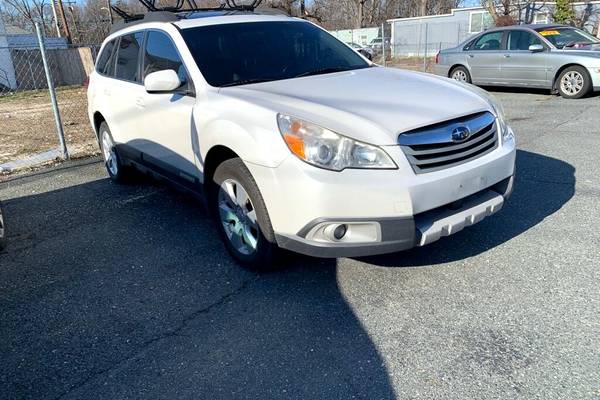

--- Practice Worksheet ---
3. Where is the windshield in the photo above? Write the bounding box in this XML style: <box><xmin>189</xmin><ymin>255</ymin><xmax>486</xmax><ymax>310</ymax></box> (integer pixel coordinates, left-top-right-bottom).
<box><xmin>181</xmin><ymin>21</ymin><xmax>370</xmax><ymax>87</ymax></box>
<box><xmin>536</xmin><ymin>27</ymin><xmax>600</xmax><ymax>48</ymax></box>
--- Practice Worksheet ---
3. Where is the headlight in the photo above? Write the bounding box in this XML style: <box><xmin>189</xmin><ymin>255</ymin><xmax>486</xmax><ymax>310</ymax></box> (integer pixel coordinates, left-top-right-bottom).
<box><xmin>277</xmin><ymin>114</ymin><xmax>397</xmax><ymax>171</ymax></box>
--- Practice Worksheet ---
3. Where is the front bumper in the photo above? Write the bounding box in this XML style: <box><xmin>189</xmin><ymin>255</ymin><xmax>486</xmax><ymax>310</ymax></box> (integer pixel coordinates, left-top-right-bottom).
<box><xmin>246</xmin><ymin>136</ymin><xmax>516</xmax><ymax>258</ymax></box>
<box><xmin>275</xmin><ymin>175</ymin><xmax>513</xmax><ymax>258</ymax></box>
<box><xmin>586</xmin><ymin>67</ymin><xmax>600</xmax><ymax>90</ymax></box>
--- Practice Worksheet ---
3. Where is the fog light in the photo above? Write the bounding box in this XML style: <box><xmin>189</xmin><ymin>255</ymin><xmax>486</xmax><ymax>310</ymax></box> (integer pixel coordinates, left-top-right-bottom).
<box><xmin>333</xmin><ymin>224</ymin><xmax>347</xmax><ymax>240</ymax></box>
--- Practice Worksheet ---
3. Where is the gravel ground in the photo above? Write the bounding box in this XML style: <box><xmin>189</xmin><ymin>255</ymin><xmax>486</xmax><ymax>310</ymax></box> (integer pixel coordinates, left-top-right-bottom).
<box><xmin>0</xmin><ymin>89</ymin><xmax>598</xmax><ymax>400</ymax></box>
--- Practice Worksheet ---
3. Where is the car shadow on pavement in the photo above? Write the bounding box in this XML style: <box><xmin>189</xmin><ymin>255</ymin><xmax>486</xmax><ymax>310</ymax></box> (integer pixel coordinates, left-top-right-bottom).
<box><xmin>0</xmin><ymin>175</ymin><xmax>396</xmax><ymax>399</ymax></box>
<box><xmin>358</xmin><ymin>149</ymin><xmax>575</xmax><ymax>268</ymax></box>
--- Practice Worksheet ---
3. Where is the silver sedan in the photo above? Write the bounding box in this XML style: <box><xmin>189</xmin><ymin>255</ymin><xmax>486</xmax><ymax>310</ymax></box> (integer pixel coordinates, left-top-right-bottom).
<box><xmin>434</xmin><ymin>24</ymin><xmax>600</xmax><ymax>99</ymax></box>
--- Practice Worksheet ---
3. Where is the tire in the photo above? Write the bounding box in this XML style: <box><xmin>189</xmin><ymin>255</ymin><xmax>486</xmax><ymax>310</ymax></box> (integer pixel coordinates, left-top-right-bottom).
<box><xmin>209</xmin><ymin>158</ymin><xmax>279</xmax><ymax>270</ymax></box>
<box><xmin>98</xmin><ymin>122</ymin><xmax>134</xmax><ymax>183</ymax></box>
<box><xmin>0</xmin><ymin>202</ymin><xmax>6</xmax><ymax>250</ymax></box>
<box><xmin>557</xmin><ymin>66</ymin><xmax>592</xmax><ymax>99</ymax></box>
<box><xmin>450</xmin><ymin>66</ymin><xmax>472</xmax><ymax>84</ymax></box>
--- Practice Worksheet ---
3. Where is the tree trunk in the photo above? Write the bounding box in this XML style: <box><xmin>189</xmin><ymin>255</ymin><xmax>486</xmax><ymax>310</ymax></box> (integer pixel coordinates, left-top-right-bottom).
<box><xmin>419</xmin><ymin>0</ymin><xmax>427</xmax><ymax>16</ymax></box>
<box><xmin>357</xmin><ymin>0</ymin><xmax>364</xmax><ymax>28</ymax></box>
<box><xmin>56</xmin><ymin>0</ymin><xmax>72</xmax><ymax>44</ymax></box>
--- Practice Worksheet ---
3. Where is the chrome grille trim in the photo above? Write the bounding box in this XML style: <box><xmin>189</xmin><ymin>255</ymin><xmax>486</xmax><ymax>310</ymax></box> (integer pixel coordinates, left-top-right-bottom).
<box><xmin>398</xmin><ymin>112</ymin><xmax>498</xmax><ymax>174</ymax></box>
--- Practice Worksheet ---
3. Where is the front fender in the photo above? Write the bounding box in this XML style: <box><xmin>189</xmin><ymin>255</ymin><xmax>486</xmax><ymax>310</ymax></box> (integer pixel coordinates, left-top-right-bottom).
<box><xmin>194</xmin><ymin>107</ymin><xmax>290</xmax><ymax>169</ymax></box>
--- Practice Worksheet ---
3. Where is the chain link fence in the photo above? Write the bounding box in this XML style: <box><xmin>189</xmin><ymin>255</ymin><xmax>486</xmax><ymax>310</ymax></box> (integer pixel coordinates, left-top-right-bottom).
<box><xmin>0</xmin><ymin>24</ymin><xmax>103</xmax><ymax>166</ymax></box>
<box><xmin>330</xmin><ymin>21</ymin><xmax>472</xmax><ymax>73</ymax></box>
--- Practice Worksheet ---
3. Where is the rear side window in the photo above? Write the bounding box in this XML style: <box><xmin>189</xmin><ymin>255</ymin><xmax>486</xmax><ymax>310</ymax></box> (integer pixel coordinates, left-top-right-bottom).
<box><xmin>115</xmin><ymin>32</ymin><xmax>144</xmax><ymax>82</ymax></box>
<box><xmin>472</xmin><ymin>31</ymin><xmax>503</xmax><ymax>51</ymax></box>
<box><xmin>143</xmin><ymin>31</ymin><xmax>187</xmax><ymax>85</ymax></box>
<box><xmin>507</xmin><ymin>30</ymin><xmax>542</xmax><ymax>50</ymax></box>
<box><xmin>97</xmin><ymin>39</ymin><xmax>117</xmax><ymax>76</ymax></box>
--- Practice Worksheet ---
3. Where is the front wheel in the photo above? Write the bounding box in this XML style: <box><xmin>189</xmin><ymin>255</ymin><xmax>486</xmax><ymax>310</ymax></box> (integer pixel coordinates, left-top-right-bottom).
<box><xmin>450</xmin><ymin>66</ymin><xmax>472</xmax><ymax>84</ymax></box>
<box><xmin>557</xmin><ymin>66</ymin><xmax>592</xmax><ymax>99</ymax></box>
<box><xmin>210</xmin><ymin>158</ymin><xmax>280</xmax><ymax>270</ymax></box>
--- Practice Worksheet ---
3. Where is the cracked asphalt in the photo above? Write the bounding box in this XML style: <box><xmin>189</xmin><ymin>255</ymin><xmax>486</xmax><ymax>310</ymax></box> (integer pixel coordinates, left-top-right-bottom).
<box><xmin>1</xmin><ymin>90</ymin><xmax>599</xmax><ymax>400</ymax></box>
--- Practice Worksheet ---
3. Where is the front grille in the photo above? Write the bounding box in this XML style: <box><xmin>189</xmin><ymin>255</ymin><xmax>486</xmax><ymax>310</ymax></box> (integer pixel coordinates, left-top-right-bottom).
<box><xmin>398</xmin><ymin>112</ymin><xmax>498</xmax><ymax>174</ymax></box>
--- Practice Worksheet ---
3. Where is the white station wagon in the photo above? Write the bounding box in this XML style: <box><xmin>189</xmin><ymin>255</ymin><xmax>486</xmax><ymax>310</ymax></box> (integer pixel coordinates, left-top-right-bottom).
<box><xmin>88</xmin><ymin>8</ymin><xmax>516</xmax><ymax>269</ymax></box>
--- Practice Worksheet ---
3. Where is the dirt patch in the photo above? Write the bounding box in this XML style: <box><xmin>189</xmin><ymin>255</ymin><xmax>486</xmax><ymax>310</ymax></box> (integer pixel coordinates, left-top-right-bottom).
<box><xmin>0</xmin><ymin>86</ymin><xmax>99</xmax><ymax>165</ymax></box>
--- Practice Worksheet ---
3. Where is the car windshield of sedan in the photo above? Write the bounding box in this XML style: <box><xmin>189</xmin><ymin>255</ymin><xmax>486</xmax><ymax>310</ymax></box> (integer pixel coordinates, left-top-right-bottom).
<box><xmin>536</xmin><ymin>27</ymin><xmax>600</xmax><ymax>48</ymax></box>
<box><xmin>181</xmin><ymin>21</ymin><xmax>370</xmax><ymax>87</ymax></box>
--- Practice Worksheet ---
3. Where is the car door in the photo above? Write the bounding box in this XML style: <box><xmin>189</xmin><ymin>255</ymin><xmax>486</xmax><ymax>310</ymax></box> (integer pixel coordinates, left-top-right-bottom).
<box><xmin>110</xmin><ymin>31</ymin><xmax>146</xmax><ymax>147</ymax></box>
<box><xmin>136</xmin><ymin>30</ymin><xmax>198</xmax><ymax>182</ymax></box>
<box><xmin>465</xmin><ymin>31</ymin><xmax>505</xmax><ymax>84</ymax></box>
<box><xmin>502</xmin><ymin>30</ymin><xmax>549</xmax><ymax>87</ymax></box>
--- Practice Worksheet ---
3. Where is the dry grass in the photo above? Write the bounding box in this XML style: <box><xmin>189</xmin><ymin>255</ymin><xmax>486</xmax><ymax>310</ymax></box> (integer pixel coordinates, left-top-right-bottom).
<box><xmin>0</xmin><ymin>86</ymin><xmax>99</xmax><ymax>165</ymax></box>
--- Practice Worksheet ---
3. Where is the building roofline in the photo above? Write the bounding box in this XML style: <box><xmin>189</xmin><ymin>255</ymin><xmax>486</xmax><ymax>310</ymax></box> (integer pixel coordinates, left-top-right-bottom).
<box><xmin>387</xmin><ymin>1</ymin><xmax>600</xmax><ymax>23</ymax></box>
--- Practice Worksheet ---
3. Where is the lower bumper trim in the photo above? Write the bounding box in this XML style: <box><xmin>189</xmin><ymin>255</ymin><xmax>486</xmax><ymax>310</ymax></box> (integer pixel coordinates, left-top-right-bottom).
<box><xmin>276</xmin><ymin>175</ymin><xmax>514</xmax><ymax>259</ymax></box>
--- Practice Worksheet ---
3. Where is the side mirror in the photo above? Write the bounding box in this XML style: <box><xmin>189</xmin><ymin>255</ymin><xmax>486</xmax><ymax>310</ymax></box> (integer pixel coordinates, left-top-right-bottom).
<box><xmin>529</xmin><ymin>44</ymin><xmax>545</xmax><ymax>53</ymax></box>
<box><xmin>144</xmin><ymin>70</ymin><xmax>181</xmax><ymax>93</ymax></box>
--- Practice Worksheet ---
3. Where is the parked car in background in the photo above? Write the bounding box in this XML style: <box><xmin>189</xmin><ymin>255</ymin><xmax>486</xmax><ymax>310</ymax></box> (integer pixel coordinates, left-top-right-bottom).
<box><xmin>435</xmin><ymin>24</ymin><xmax>600</xmax><ymax>99</ymax></box>
<box><xmin>368</xmin><ymin>37</ymin><xmax>390</xmax><ymax>54</ymax></box>
<box><xmin>89</xmin><ymin>9</ymin><xmax>515</xmax><ymax>269</ymax></box>
<box><xmin>0</xmin><ymin>201</ymin><xmax>6</xmax><ymax>250</ymax></box>
<box><xmin>346</xmin><ymin>42</ymin><xmax>373</xmax><ymax>60</ymax></box>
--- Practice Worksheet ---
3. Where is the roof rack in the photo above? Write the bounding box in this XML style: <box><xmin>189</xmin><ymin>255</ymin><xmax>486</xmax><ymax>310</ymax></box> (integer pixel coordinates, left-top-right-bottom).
<box><xmin>109</xmin><ymin>0</ymin><xmax>267</xmax><ymax>33</ymax></box>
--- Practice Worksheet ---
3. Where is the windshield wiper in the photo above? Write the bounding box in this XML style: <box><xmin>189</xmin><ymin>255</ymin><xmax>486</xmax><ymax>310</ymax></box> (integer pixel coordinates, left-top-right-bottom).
<box><xmin>293</xmin><ymin>67</ymin><xmax>353</xmax><ymax>79</ymax></box>
<box><xmin>219</xmin><ymin>78</ymin><xmax>275</xmax><ymax>88</ymax></box>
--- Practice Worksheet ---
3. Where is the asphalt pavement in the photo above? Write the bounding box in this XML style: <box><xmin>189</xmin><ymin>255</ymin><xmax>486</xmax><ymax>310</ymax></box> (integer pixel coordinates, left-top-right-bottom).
<box><xmin>0</xmin><ymin>89</ymin><xmax>599</xmax><ymax>400</ymax></box>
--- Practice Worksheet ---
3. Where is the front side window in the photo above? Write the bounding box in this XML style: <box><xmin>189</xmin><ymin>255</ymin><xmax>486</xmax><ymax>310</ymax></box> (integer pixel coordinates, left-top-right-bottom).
<box><xmin>97</xmin><ymin>39</ymin><xmax>117</xmax><ymax>76</ymax></box>
<box><xmin>472</xmin><ymin>31</ymin><xmax>503</xmax><ymax>51</ymax></box>
<box><xmin>181</xmin><ymin>21</ymin><xmax>370</xmax><ymax>87</ymax></box>
<box><xmin>115</xmin><ymin>32</ymin><xmax>144</xmax><ymax>82</ymax></box>
<box><xmin>536</xmin><ymin>27</ymin><xmax>600</xmax><ymax>48</ymax></box>
<box><xmin>143</xmin><ymin>31</ymin><xmax>187</xmax><ymax>85</ymax></box>
<box><xmin>507</xmin><ymin>30</ymin><xmax>542</xmax><ymax>51</ymax></box>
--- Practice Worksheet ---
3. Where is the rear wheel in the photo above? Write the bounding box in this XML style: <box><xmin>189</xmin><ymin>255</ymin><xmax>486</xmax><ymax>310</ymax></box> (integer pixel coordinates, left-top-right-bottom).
<box><xmin>210</xmin><ymin>158</ymin><xmax>279</xmax><ymax>270</ymax></box>
<box><xmin>557</xmin><ymin>66</ymin><xmax>591</xmax><ymax>99</ymax></box>
<box><xmin>99</xmin><ymin>122</ymin><xmax>134</xmax><ymax>183</ymax></box>
<box><xmin>450</xmin><ymin>66</ymin><xmax>471</xmax><ymax>84</ymax></box>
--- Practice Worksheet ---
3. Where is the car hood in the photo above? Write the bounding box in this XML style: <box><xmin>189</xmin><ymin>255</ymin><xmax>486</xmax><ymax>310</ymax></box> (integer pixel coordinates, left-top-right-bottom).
<box><xmin>561</xmin><ymin>43</ymin><xmax>600</xmax><ymax>53</ymax></box>
<box><xmin>219</xmin><ymin>67</ymin><xmax>492</xmax><ymax>145</ymax></box>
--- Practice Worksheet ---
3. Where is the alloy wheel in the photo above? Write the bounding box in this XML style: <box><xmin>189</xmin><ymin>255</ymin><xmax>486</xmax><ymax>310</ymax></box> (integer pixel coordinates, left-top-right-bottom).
<box><xmin>218</xmin><ymin>179</ymin><xmax>259</xmax><ymax>255</ymax></box>
<box><xmin>560</xmin><ymin>71</ymin><xmax>584</xmax><ymax>96</ymax></box>
<box><xmin>101</xmin><ymin>130</ymin><xmax>118</xmax><ymax>176</ymax></box>
<box><xmin>452</xmin><ymin>70</ymin><xmax>468</xmax><ymax>82</ymax></box>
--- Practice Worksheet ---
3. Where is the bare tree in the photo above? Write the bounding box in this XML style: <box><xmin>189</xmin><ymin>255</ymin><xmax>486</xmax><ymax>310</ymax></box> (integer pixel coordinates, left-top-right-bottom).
<box><xmin>0</xmin><ymin>0</ymin><xmax>50</xmax><ymax>32</ymax></box>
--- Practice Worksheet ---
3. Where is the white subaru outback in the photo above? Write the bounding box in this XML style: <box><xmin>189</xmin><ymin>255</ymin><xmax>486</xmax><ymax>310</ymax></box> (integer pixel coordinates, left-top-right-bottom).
<box><xmin>88</xmin><ymin>9</ymin><xmax>516</xmax><ymax>269</ymax></box>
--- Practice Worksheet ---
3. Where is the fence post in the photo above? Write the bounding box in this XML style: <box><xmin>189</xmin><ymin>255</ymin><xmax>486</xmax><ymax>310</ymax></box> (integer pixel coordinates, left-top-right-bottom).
<box><xmin>381</xmin><ymin>22</ymin><xmax>386</xmax><ymax>67</ymax></box>
<box><xmin>422</xmin><ymin>23</ymin><xmax>428</xmax><ymax>72</ymax></box>
<box><xmin>35</xmin><ymin>22</ymin><xmax>69</xmax><ymax>160</ymax></box>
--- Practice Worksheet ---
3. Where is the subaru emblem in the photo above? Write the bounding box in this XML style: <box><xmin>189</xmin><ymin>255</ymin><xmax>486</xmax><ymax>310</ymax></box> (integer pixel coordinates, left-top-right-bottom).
<box><xmin>451</xmin><ymin>126</ymin><xmax>471</xmax><ymax>143</ymax></box>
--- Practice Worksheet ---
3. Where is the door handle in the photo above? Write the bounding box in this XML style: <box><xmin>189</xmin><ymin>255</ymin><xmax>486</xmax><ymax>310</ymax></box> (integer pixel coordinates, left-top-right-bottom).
<box><xmin>503</xmin><ymin>54</ymin><xmax>511</xmax><ymax>58</ymax></box>
<box><xmin>103</xmin><ymin>88</ymin><xmax>111</xmax><ymax>96</ymax></box>
<box><xmin>468</xmin><ymin>54</ymin><xmax>474</xmax><ymax>58</ymax></box>
<box><xmin>135</xmin><ymin>97</ymin><xmax>145</xmax><ymax>108</ymax></box>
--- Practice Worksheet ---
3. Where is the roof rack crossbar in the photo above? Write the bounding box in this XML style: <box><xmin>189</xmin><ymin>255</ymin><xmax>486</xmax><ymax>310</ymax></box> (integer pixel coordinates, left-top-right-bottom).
<box><xmin>110</xmin><ymin>5</ymin><xmax>144</xmax><ymax>22</ymax></box>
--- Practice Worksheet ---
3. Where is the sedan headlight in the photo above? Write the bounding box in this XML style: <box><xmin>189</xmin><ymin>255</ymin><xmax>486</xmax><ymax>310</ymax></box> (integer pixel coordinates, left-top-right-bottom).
<box><xmin>277</xmin><ymin>114</ymin><xmax>397</xmax><ymax>171</ymax></box>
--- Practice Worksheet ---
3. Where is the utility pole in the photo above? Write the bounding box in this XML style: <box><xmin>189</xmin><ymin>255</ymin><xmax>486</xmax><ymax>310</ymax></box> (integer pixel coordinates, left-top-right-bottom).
<box><xmin>49</xmin><ymin>1</ymin><xmax>61</xmax><ymax>37</ymax></box>
<box><xmin>56</xmin><ymin>0</ymin><xmax>72</xmax><ymax>44</ymax></box>
<box><xmin>106</xmin><ymin>0</ymin><xmax>114</xmax><ymax>24</ymax></box>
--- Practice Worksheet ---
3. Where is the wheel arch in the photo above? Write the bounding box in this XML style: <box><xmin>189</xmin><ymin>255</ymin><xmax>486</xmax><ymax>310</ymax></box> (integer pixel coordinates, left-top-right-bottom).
<box><xmin>552</xmin><ymin>63</ymin><xmax>589</xmax><ymax>90</ymax></box>
<box><xmin>448</xmin><ymin>63</ymin><xmax>469</xmax><ymax>78</ymax></box>
<box><xmin>202</xmin><ymin>145</ymin><xmax>240</xmax><ymax>189</ymax></box>
<box><xmin>92</xmin><ymin>112</ymin><xmax>106</xmax><ymax>140</ymax></box>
